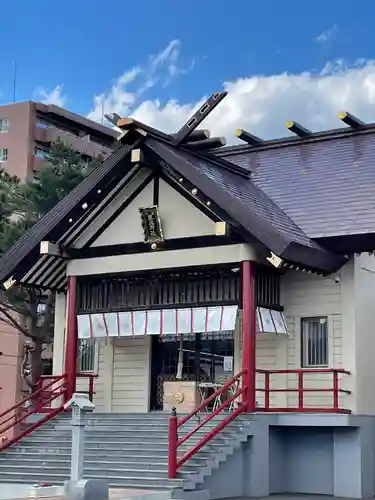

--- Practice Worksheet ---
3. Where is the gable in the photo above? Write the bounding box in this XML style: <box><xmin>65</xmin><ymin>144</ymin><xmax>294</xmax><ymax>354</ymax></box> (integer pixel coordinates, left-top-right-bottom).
<box><xmin>90</xmin><ymin>178</ymin><xmax>218</xmax><ymax>247</ymax></box>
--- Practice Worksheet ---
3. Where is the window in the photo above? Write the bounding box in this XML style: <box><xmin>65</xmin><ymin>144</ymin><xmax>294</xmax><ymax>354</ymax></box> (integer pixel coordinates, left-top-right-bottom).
<box><xmin>0</xmin><ymin>118</ymin><xmax>9</xmax><ymax>132</ymax></box>
<box><xmin>0</xmin><ymin>148</ymin><xmax>8</xmax><ymax>162</ymax></box>
<box><xmin>34</xmin><ymin>146</ymin><xmax>51</xmax><ymax>159</ymax></box>
<box><xmin>78</xmin><ymin>339</ymin><xmax>97</xmax><ymax>373</ymax></box>
<box><xmin>36</xmin><ymin>119</ymin><xmax>51</xmax><ymax>129</ymax></box>
<box><xmin>301</xmin><ymin>317</ymin><xmax>328</xmax><ymax>367</ymax></box>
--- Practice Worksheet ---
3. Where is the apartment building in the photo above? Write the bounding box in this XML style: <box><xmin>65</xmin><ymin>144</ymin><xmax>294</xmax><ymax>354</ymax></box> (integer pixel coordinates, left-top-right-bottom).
<box><xmin>0</xmin><ymin>101</ymin><xmax>118</xmax><ymax>180</ymax></box>
<box><xmin>0</xmin><ymin>101</ymin><xmax>118</xmax><ymax>422</ymax></box>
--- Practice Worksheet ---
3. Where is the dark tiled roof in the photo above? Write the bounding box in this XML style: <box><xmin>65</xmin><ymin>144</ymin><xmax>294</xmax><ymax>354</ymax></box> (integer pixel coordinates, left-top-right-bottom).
<box><xmin>146</xmin><ymin>139</ymin><xmax>343</xmax><ymax>272</ymax></box>
<box><xmin>0</xmin><ymin>127</ymin><xmax>347</xmax><ymax>287</ymax></box>
<box><xmin>0</xmin><ymin>138</ymin><xmax>140</xmax><ymax>282</ymax></box>
<box><xmin>221</xmin><ymin>130</ymin><xmax>375</xmax><ymax>238</ymax></box>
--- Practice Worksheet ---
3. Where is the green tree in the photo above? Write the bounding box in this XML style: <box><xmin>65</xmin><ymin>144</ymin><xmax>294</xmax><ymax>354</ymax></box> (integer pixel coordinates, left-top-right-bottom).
<box><xmin>0</xmin><ymin>140</ymin><xmax>103</xmax><ymax>388</ymax></box>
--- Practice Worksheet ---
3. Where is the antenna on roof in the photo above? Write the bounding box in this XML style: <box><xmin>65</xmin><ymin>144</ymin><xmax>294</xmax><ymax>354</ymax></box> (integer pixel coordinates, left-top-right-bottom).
<box><xmin>172</xmin><ymin>91</ymin><xmax>227</xmax><ymax>145</ymax></box>
<box><xmin>338</xmin><ymin>111</ymin><xmax>364</xmax><ymax>129</ymax></box>
<box><xmin>285</xmin><ymin>120</ymin><xmax>311</xmax><ymax>138</ymax></box>
<box><xmin>234</xmin><ymin>128</ymin><xmax>263</xmax><ymax>146</ymax></box>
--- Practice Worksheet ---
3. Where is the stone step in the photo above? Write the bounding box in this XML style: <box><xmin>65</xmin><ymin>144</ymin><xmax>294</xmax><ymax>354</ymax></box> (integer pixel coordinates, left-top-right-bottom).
<box><xmin>45</xmin><ymin>420</ymin><xmax>236</xmax><ymax>430</ymax></box>
<box><xmin>9</xmin><ymin>446</ymin><xmax>216</xmax><ymax>458</ymax></box>
<box><xmin>20</xmin><ymin>434</ymin><xmax>232</xmax><ymax>449</ymax></box>
<box><xmin>1</xmin><ymin>449</ymin><xmax>212</xmax><ymax>462</ymax></box>
<box><xmin>0</xmin><ymin>471</ymin><xmax>184</xmax><ymax>489</ymax></box>
<box><xmin>0</xmin><ymin>456</ymin><xmax>206</xmax><ymax>470</ymax></box>
<box><xmin>33</xmin><ymin>427</ymin><xmax>229</xmax><ymax>439</ymax></box>
<box><xmin>0</xmin><ymin>463</ymin><xmax>192</xmax><ymax>479</ymax></box>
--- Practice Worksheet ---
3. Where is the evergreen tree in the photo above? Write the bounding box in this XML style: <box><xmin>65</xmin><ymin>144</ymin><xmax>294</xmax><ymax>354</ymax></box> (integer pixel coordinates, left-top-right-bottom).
<box><xmin>0</xmin><ymin>140</ymin><xmax>103</xmax><ymax>388</ymax></box>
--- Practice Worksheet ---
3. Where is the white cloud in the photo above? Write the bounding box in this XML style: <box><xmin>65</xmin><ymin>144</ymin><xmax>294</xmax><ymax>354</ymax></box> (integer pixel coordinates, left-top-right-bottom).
<box><xmin>86</xmin><ymin>46</ymin><xmax>375</xmax><ymax>145</ymax></box>
<box><xmin>87</xmin><ymin>40</ymin><xmax>194</xmax><ymax>124</ymax></box>
<box><xmin>314</xmin><ymin>24</ymin><xmax>338</xmax><ymax>43</ymax></box>
<box><xmin>33</xmin><ymin>85</ymin><xmax>67</xmax><ymax>107</ymax></box>
<box><xmin>128</xmin><ymin>59</ymin><xmax>375</xmax><ymax>143</ymax></box>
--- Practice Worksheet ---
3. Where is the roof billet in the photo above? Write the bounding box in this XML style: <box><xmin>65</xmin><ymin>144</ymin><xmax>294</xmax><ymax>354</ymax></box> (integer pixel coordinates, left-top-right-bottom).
<box><xmin>218</xmin><ymin>120</ymin><xmax>375</xmax><ymax>156</ymax></box>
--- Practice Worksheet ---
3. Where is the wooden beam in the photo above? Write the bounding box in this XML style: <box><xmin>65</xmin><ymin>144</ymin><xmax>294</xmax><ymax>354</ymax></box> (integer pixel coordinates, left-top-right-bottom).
<box><xmin>131</xmin><ymin>149</ymin><xmax>146</xmax><ymax>164</ymax></box>
<box><xmin>234</xmin><ymin>128</ymin><xmax>263</xmax><ymax>146</ymax></box>
<box><xmin>266</xmin><ymin>252</ymin><xmax>284</xmax><ymax>268</ymax></box>
<box><xmin>285</xmin><ymin>120</ymin><xmax>311</xmax><ymax>138</ymax></box>
<box><xmin>338</xmin><ymin>111</ymin><xmax>364</xmax><ymax>129</ymax></box>
<box><xmin>181</xmin><ymin>129</ymin><xmax>210</xmax><ymax>143</ymax></box>
<box><xmin>40</xmin><ymin>241</ymin><xmax>67</xmax><ymax>258</ymax></box>
<box><xmin>3</xmin><ymin>276</ymin><xmax>16</xmax><ymax>290</ymax></box>
<box><xmin>173</xmin><ymin>92</ymin><xmax>227</xmax><ymax>145</ymax></box>
<box><xmin>184</xmin><ymin>137</ymin><xmax>226</xmax><ymax>151</ymax></box>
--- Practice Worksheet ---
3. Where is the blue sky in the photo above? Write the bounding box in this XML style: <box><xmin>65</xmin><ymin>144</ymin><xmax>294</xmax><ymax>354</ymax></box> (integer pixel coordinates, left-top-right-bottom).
<box><xmin>2</xmin><ymin>0</ymin><xmax>375</xmax><ymax>141</ymax></box>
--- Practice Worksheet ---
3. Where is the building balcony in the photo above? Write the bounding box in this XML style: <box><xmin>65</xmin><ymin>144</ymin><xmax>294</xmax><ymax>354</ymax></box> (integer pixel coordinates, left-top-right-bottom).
<box><xmin>34</xmin><ymin>125</ymin><xmax>112</xmax><ymax>159</ymax></box>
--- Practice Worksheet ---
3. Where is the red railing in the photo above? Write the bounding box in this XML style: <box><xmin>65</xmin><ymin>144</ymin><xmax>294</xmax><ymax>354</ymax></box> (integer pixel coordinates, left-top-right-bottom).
<box><xmin>168</xmin><ymin>370</ymin><xmax>247</xmax><ymax>478</ymax></box>
<box><xmin>39</xmin><ymin>373</ymin><xmax>97</xmax><ymax>408</ymax></box>
<box><xmin>256</xmin><ymin>368</ymin><xmax>351</xmax><ymax>413</ymax></box>
<box><xmin>0</xmin><ymin>372</ymin><xmax>97</xmax><ymax>452</ymax></box>
<box><xmin>76</xmin><ymin>372</ymin><xmax>97</xmax><ymax>402</ymax></box>
<box><xmin>0</xmin><ymin>374</ymin><xmax>67</xmax><ymax>452</ymax></box>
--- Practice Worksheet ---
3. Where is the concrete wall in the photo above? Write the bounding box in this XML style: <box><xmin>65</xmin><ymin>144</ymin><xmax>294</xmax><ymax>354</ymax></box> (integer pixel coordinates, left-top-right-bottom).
<box><xmin>0</xmin><ymin>101</ymin><xmax>34</xmax><ymax>180</ymax></box>
<box><xmin>204</xmin><ymin>414</ymin><xmax>375</xmax><ymax>499</ymax></box>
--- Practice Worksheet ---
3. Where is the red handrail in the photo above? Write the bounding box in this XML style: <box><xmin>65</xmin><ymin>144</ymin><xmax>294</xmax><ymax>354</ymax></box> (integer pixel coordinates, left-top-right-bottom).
<box><xmin>0</xmin><ymin>374</ymin><xmax>67</xmax><ymax>451</ymax></box>
<box><xmin>256</xmin><ymin>368</ymin><xmax>351</xmax><ymax>413</ymax></box>
<box><xmin>76</xmin><ymin>372</ymin><xmax>97</xmax><ymax>402</ymax></box>
<box><xmin>168</xmin><ymin>370</ymin><xmax>247</xmax><ymax>478</ymax></box>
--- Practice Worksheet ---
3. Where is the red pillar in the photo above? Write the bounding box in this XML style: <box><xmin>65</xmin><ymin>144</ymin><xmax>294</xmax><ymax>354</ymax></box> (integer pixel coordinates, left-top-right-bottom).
<box><xmin>64</xmin><ymin>276</ymin><xmax>78</xmax><ymax>403</ymax></box>
<box><xmin>241</xmin><ymin>261</ymin><xmax>256</xmax><ymax>412</ymax></box>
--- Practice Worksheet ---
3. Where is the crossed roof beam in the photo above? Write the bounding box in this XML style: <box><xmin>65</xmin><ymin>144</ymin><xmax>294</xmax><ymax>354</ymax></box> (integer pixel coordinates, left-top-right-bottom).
<box><xmin>106</xmin><ymin>90</ymin><xmax>367</xmax><ymax>153</ymax></box>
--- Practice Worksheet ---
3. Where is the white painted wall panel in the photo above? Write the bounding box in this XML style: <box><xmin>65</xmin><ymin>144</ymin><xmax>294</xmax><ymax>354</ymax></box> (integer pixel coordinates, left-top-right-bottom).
<box><xmin>111</xmin><ymin>337</ymin><xmax>151</xmax><ymax>412</ymax></box>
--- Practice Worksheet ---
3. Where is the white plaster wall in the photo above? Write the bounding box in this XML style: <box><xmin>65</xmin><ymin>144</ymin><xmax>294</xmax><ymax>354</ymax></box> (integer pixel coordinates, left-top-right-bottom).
<box><xmin>88</xmin><ymin>176</ymin><xmax>217</xmax><ymax>248</ymax></box>
<box><xmin>282</xmin><ymin>270</ymin><xmax>345</xmax><ymax>410</ymax></box>
<box><xmin>234</xmin><ymin>311</ymin><xmax>287</xmax><ymax>409</ymax></box>
<box><xmin>158</xmin><ymin>180</ymin><xmax>217</xmax><ymax>239</ymax></box>
<box><xmin>111</xmin><ymin>337</ymin><xmax>151</xmax><ymax>412</ymax></box>
<box><xmin>75</xmin><ymin>340</ymin><xmax>111</xmax><ymax>412</ymax></box>
<box><xmin>52</xmin><ymin>293</ymin><xmax>66</xmax><ymax>376</ymax></box>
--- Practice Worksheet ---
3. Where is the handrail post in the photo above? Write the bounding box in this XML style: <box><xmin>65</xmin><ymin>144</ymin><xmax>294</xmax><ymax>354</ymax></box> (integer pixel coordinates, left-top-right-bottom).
<box><xmin>89</xmin><ymin>375</ymin><xmax>94</xmax><ymax>402</ymax></box>
<box><xmin>298</xmin><ymin>371</ymin><xmax>304</xmax><ymax>410</ymax></box>
<box><xmin>168</xmin><ymin>407</ymin><xmax>178</xmax><ymax>479</ymax></box>
<box><xmin>264</xmin><ymin>372</ymin><xmax>270</xmax><ymax>410</ymax></box>
<box><xmin>333</xmin><ymin>371</ymin><xmax>339</xmax><ymax>410</ymax></box>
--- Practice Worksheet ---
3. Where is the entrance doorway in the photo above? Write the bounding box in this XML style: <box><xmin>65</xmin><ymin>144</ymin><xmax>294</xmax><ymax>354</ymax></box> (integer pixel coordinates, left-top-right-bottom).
<box><xmin>149</xmin><ymin>332</ymin><xmax>234</xmax><ymax>411</ymax></box>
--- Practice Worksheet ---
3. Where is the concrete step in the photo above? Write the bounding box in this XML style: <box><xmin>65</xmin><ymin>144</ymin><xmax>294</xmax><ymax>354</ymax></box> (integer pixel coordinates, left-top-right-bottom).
<box><xmin>34</xmin><ymin>427</ymin><xmax>229</xmax><ymax>439</ymax></box>
<box><xmin>43</xmin><ymin>421</ymin><xmax>236</xmax><ymax>431</ymax></box>
<box><xmin>0</xmin><ymin>463</ymin><xmax>192</xmax><ymax>479</ymax></box>
<box><xmin>0</xmin><ymin>471</ymin><xmax>184</xmax><ymax>489</ymax></box>
<box><xmin>1</xmin><ymin>449</ymin><xmax>212</xmax><ymax>462</ymax></box>
<box><xmin>0</xmin><ymin>456</ymin><xmax>206</xmax><ymax>470</ymax></box>
<box><xmin>9</xmin><ymin>446</ymin><xmax>214</xmax><ymax>458</ymax></box>
<box><xmin>20</xmin><ymin>434</ymin><xmax>232</xmax><ymax>449</ymax></box>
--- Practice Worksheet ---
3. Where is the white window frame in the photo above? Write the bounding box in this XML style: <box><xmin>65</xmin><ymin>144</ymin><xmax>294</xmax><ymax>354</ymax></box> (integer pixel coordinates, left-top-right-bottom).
<box><xmin>0</xmin><ymin>118</ymin><xmax>9</xmax><ymax>133</ymax></box>
<box><xmin>301</xmin><ymin>316</ymin><xmax>329</xmax><ymax>368</ymax></box>
<box><xmin>77</xmin><ymin>338</ymin><xmax>99</xmax><ymax>374</ymax></box>
<box><xmin>0</xmin><ymin>148</ymin><xmax>8</xmax><ymax>162</ymax></box>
